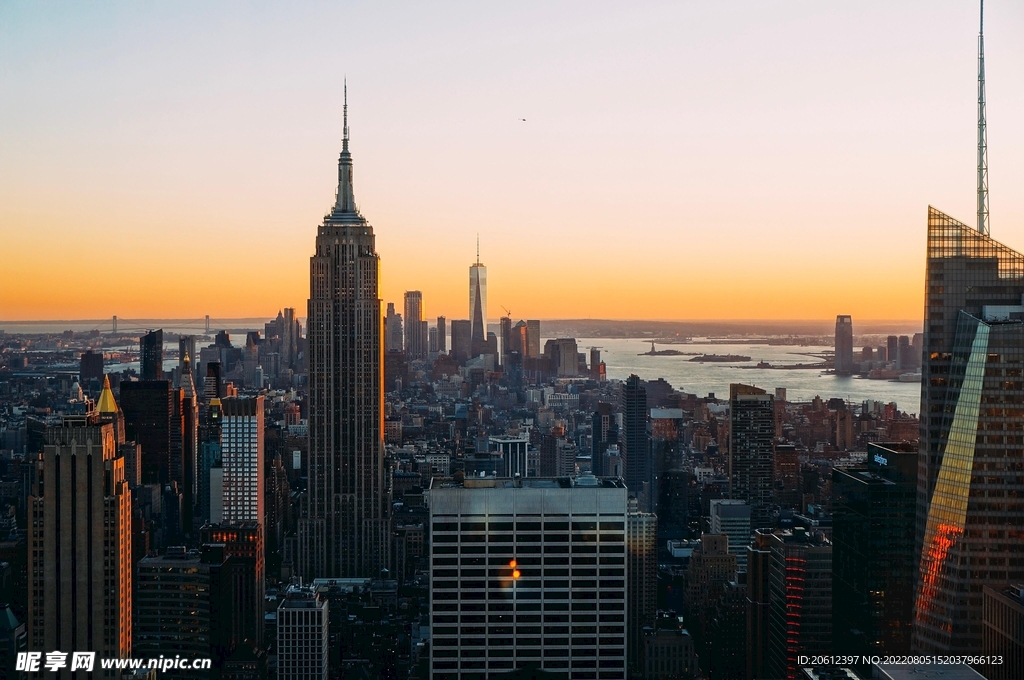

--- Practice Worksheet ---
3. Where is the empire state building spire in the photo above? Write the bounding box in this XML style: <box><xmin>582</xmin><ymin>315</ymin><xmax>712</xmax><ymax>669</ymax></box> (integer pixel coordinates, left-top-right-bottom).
<box><xmin>303</xmin><ymin>82</ymin><xmax>388</xmax><ymax>580</ymax></box>
<box><xmin>977</xmin><ymin>0</ymin><xmax>990</xmax><ymax>235</ymax></box>
<box><xmin>333</xmin><ymin>79</ymin><xmax>361</xmax><ymax>220</ymax></box>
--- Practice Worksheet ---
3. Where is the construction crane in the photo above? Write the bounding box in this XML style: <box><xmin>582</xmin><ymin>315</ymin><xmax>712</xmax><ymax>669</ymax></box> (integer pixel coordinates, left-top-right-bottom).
<box><xmin>501</xmin><ymin>305</ymin><xmax>512</xmax><ymax>319</ymax></box>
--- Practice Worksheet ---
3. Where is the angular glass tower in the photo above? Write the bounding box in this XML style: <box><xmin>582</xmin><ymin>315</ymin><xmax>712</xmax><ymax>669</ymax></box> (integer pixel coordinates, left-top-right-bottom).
<box><xmin>301</xmin><ymin>92</ymin><xmax>389</xmax><ymax>579</ymax></box>
<box><xmin>914</xmin><ymin>207</ymin><xmax>1024</xmax><ymax>652</ymax></box>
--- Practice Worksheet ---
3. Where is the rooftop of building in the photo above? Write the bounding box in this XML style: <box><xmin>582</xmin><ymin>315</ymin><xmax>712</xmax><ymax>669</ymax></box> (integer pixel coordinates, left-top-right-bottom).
<box><xmin>872</xmin><ymin>663</ymin><xmax>986</xmax><ymax>680</ymax></box>
<box><xmin>430</xmin><ymin>474</ymin><xmax>625</xmax><ymax>490</ymax></box>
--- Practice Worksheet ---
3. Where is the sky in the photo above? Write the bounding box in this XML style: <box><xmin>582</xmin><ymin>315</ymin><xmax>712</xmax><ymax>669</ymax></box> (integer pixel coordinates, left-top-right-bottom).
<box><xmin>2</xmin><ymin>1</ymin><xmax>1023</xmax><ymax>322</ymax></box>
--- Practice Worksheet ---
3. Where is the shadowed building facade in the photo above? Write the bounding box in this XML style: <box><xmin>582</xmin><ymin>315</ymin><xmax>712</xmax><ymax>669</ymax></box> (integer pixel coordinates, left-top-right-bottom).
<box><xmin>28</xmin><ymin>416</ymin><xmax>133</xmax><ymax>677</ymax></box>
<box><xmin>834</xmin><ymin>315</ymin><xmax>854</xmax><ymax>375</ymax></box>
<box><xmin>300</xmin><ymin>90</ymin><xmax>390</xmax><ymax>580</ymax></box>
<box><xmin>914</xmin><ymin>207</ymin><xmax>1024</xmax><ymax>653</ymax></box>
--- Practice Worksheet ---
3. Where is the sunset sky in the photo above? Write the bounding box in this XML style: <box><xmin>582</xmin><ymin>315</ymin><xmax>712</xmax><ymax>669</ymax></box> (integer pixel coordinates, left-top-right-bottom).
<box><xmin>2</xmin><ymin>1</ymin><xmax>1023</xmax><ymax>322</ymax></box>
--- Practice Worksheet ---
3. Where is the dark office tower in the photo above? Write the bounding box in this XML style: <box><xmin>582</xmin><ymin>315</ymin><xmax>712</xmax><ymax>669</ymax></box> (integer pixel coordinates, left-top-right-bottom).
<box><xmin>428</xmin><ymin>325</ymin><xmax>439</xmax><ymax>354</ymax></box>
<box><xmin>766</xmin><ymin>529</ymin><xmax>832</xmax><ymax>680</ymax></box>
<box><xmin>834</xmin><ymin>315</ymin><xmax>854</xmax><ymax>375</ymax></box>
<box><xmin>282</xmin><ymin>307</ymin><xmax>299</xmax><ymax>369</ymax></box>
<box><xmin>982</xmin><ymin>585</ymin><xmax>1024</xmax><ymax>680</ymax></box>
<box><xmin>526</xmin><ymin>319</ymin><xmax>541</xmax><ymax>358</ymax></box>
<box><xmin>469</xmin><ymin>246</ymin><xmax>487</xmax><ymax>358</ymax></box>
<box><xmin>745</xmin><ymin>530</ymin><xmax>772</xmax><ymax>680</ymax></box>
<box><xmin>200</xmin><ymin>522</ymin><xmax>265</xmax><ymax>650</ymax></box>
<box><xmin>204</xmin><ymin>361</ymin><xmax>222</xmax><ymax>402</ymax></box>
<box><xmin>627</xmin><ymin>503</ymin><xmax>658</xmax><ymax>672</ymax></box>
<box><xmin>591</xmin><ymin>401</ymin><xmax>615</xmax><ymax>477</ymax></box>
<box><xmin>302</xmin><ymin>88</ymin><xmax>388</xmax><ymax>580</ymax></box>
<box><xmin>833</xmin><ymin>442</ymin><xmax>916</xmax><ymax>657</ymax></box>
<box><xmin>450</xmin><ymin>319</ymin><xmax>471</xmax><ymax>363</ymax></box>
<box><xmin>28</xmin><ymin>417</ymin><xmax>132</xmax><ymax>674</ymax></box>
<box><xmin>179</xmin><ymin>335</ymin><xmax>196</xmax><ymax>383</ymax></box>
<box><xmin>135</xmin><ymin>546</ymin><xmax>236</xmax><ymax>674</ymax></box>
<box><xmin>176</xmin><ymin>354</ymin><xmax>199</xmax><ymax>533</ymax></box>
<box><xmin>513</xmin><ymin>319</ymin><xmax>528</xmax><ymax>354</ymax></box>
<box><xmin>499</xmin><ymin>315</ymin><xmax>512</xmax><ymax>367</ymax></box>
<box><xmin>198</xmin><ymin>399</ymin><xmax>222</xmax><ymax>525</ymax></box>
<box><xmin>141</xmin><ymin>329</ymin><xmax>164</xmax><ymax>380</ymax></box>
<box><xmin>620</xmin><ymin>375</ymin><xmax>650</xmax><ymax>511</ymax></box>
<box><xmin>897</xmin><ymin>334</ymin><xmax>913</xmax><ymax>370</ymax></box>
<box><xmin>436</xmin><ymin>315</ymin><xmax>446</xmax><ymax>353</ymax></box>
<box><xmin>590</xmin><ymin>346</ymin><xmax>604</xmax><ymax>380</ymax></box>
<box><xmin>729</xmin><ymin>384</ymin><xmax>775</xmax><ymax>529</ymax></box>
<box><xmin>708</xmin><ymin>581</ymin><xmax>747</xmax><ymax>680</ymax></box>
<box><xmin>886</xmin><ymin>335</ymin><xmax>898</xmax><ymax>366</ymax></box>
<box><xmin>914</xmin><ymin>207</ymin><xmax>1024</xmax><ymax>654</ymax></box>
<box><xmin>120</xmin><ymin>380</ymin><xmax>173</xmax><ymax>484</ymax></box>
<box><xmin>403</xmin><ymin>291</ymin><xmax>426</xmax><ymax>360</ymax></box>
<box><xmin>80</xmin><ymin>349</ymin><xmax>104</xmax><ymax>385</ymax></box>
<box><xmin>384</xmin><ymin>302</ymin><xmax>403</xmax><ymax>352</ymax></box>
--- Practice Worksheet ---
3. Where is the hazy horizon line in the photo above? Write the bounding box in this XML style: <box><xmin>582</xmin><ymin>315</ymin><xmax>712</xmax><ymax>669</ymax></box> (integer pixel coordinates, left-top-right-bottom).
<box><xmin>0</xmin><ymin>316</ymin><xmax>924</xmax><ymax>325</ymax></box>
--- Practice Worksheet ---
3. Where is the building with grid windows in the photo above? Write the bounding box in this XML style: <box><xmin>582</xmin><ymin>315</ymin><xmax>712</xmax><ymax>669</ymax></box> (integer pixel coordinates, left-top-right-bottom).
<box><xmin>729</xmin><ymin>384</ymin><xmax>775</xmax><ymax>529</ymax></box>
<box><xmin>913</xmin><ymin>207</ymin><xmax>1024</xmax><ymax>653</ymax></box>
<box><xmin>277</xmin><ymin>586</ymin><xmax>329</xmax><ymax>680</ymax></box>
<box><xmin>765</xmin><ymin>529</ymin><xmax>832</xmax><ymax>680</ymax></box>
<box><xmin>710</xmin><ymin>499</ymin><xmax>752</xmax><ymax>572</ymax></box>
<box><xmin>135</xmin><ymin>546</ymin><xmax>236</xmax><ymax>675</ymax></box>
<box><xmin>833</xmin><ymin>442</ymin><xmax>916</xmax><ymax>657</ymax></box>
<box><xmin>429</xmin><ymin>475</ymin><xmax>628</xmax><ymax>680</ymax></box>
<box><xmin>220</xmin><ymin>396</ymin><xmax>264</xmax><ymax>523</ymax></box>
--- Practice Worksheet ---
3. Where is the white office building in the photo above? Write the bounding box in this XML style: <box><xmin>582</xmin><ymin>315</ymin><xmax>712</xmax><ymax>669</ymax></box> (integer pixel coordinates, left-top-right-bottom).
<box><xmin>220</xmin><ymin>396</ymin><xmax>264</xmax><ymax>524</ymax></box>
<box><xmin>429</xmin><ymin>475</ymin><xmax>628</xmax><ymax>679</ymax></box>
<box><xmin>710</xmin><ymin>499</ymin><xmax>752</xmax><ymax>571</ymax></box>
<box><xmin>277</xmin><ymin>586</ymin><xmax>329</xmax><ymax>680</ymax></box>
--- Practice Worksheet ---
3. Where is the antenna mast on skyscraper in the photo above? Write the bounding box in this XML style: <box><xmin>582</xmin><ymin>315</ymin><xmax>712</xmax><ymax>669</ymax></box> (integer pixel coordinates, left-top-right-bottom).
<box><xmin>476</xmin><ymin>234</ymin><xmax>480</xmax><ymax>264</ymax></box>
<box><xmin>977</xmin><ymin>0</ymin><xmax>990</xmax><ymax>235</ymax></box>
<box><xmin>343</xmin><ymin>77</ymin><xmax>349</xmax><ymax>149</ymax></box>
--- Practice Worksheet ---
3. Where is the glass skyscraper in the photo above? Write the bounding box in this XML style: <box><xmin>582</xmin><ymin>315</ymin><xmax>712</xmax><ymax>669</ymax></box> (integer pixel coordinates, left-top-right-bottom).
<box><xmin>469</xmin><ymin>257</ymin><xmax>487</xmax><ymax>358</ymax></box>
<box><xmin>914</xmin><ymin>207</ymin><xmax>1024</xmax><ymax>653</ymax></box>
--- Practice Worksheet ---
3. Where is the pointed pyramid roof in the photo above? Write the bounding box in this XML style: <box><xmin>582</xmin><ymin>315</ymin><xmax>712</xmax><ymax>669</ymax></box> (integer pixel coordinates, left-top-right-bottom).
<box><xmin>96</xmin><ymin>375</ymin><xmax>118</xmax><ymax>414</ymax></box>
<box><xmin>180</xmin><ymin>352</ymin><xmax>197</xmax><ymax>399</ymax></box>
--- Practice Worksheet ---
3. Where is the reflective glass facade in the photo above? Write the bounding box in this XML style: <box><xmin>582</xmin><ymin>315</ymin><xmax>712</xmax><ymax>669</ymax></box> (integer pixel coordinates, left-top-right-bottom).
<box><xmin>914</xmin><ymin>207</ymin><xmax>1024</xmax><ymax>652</ymax></box>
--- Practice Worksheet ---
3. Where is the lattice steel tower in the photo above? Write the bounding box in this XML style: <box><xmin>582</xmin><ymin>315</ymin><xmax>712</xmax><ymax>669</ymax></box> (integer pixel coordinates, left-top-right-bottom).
<box><xmin>977</xmin><ymin>0</ymin><xmax>990</xmax><ymax>235</ymax></box>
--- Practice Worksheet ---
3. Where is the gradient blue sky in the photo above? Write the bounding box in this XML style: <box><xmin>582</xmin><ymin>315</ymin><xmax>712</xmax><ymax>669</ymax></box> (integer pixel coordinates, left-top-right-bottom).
<box><xmin>2</xmin><ymin>1</ymin><xmax>1022</xmax><ymax>320</ymax></box>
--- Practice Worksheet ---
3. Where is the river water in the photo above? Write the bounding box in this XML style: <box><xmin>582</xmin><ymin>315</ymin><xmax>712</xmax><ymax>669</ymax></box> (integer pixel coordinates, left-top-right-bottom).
<box><xmin>580</xmin><ymin>337</ymin><xmax>921</xmax><ymax>415</ymax></box>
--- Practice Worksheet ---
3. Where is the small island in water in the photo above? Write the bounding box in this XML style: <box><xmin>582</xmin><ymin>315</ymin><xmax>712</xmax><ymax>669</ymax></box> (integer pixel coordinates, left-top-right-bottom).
<box><xmin>638</xmin><ymin>342</ymin><xmax>690</xmax><ymax>356</ymax></box>
<box><xmin>688</xmin><ymin>353</ymin><xmax>752</xmax><ymax>363</ymax></box>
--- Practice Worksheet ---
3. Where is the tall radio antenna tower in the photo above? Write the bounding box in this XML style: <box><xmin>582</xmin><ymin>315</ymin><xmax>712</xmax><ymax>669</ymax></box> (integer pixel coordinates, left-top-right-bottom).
<box><xmin>977</xmin><ymin>0</ymin><xmax>990</xmax><ymax>235</ymax></box>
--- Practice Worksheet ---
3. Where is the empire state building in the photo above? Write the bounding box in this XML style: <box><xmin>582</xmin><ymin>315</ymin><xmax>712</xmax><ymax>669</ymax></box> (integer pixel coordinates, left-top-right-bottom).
<box><xmin>301</xmin><ymin>88</ymin><xmax>389</xmax><ymax>579</ymax></box>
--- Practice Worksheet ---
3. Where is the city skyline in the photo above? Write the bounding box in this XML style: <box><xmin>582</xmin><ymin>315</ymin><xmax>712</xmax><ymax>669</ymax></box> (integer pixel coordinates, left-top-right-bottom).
<box><xmin>3</xmin><ymin>2</ymin><xmax>1024</xmax><ymax>321</ymax></box>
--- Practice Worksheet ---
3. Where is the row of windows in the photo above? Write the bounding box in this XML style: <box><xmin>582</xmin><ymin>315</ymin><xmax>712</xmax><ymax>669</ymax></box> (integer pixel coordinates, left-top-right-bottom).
<box><xmin>434</xmin><ymin>568</ymin><xmax>623</xmax><ymax>577</ymax></box>
<box><xmin>434</xmin><ymin>521</ymin><xmax>624</xmax><ymax>532</ymax></box>
<box><xmin>434</xmin><ymin>533</ymin><xmax>624</xmax><ymax>544</ymax></box>
<box><xmin>434</xmin><ymin>579</ymin><xmax>624</xmax><ymax>590</ymax></box>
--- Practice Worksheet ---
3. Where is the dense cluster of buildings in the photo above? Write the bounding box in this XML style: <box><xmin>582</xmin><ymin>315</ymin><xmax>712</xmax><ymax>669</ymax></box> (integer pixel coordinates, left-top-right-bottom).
<box><xmin>2</xmin><ymin>77</ymin><xmax>1024</xmax><ymax>680</ymax></box>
